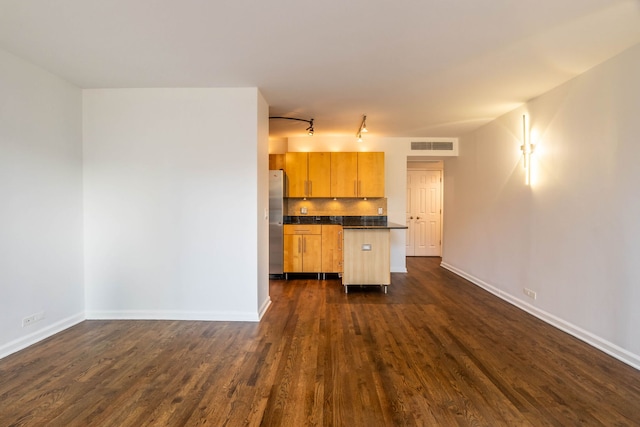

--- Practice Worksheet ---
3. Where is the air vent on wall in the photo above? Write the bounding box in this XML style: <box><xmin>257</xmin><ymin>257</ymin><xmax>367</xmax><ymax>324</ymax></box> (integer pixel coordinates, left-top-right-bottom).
<box><xmin>411</xmin><ymin>141</ymin><xmax>454</xmax><ymax>151</ymax></box>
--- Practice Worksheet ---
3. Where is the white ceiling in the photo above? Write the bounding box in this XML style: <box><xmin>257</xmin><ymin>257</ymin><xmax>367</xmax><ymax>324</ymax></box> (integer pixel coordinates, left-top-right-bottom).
<box><xmin>1</xmin><ymin>0</ymin><xmax>640</xmax><ymax>138</ymax></box>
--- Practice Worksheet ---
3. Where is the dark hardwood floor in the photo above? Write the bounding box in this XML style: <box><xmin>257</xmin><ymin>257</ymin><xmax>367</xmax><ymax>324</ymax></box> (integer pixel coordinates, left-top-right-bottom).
<box><xmin>1</xmin><ymin>257</ymin><xmax>640</xmax><ymax>426</ymax></box>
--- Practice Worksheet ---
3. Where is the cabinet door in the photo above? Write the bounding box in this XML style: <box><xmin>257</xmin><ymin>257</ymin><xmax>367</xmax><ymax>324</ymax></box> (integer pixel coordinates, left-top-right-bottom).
<box><xmin>285</xmin><ymin>152</ymin><xmax>308</xmax><ymax>197</ymax></box>
<box><xmin>302</xmin><ymin>235</ymin><xmax>322</xmax><ymax>272</ymax></box>
<box><xmin>308</xmin><ymin>152</ymin><xmax>331</xmax><ymax>198</ymax></box>
<box><xmin>330</xmin><ymin>152</ymin><xmax>358</xmax><ymax>197</ymax></box>
<box><xmin>269</xmin><ymin>154</ymin><xmax>286</xmax><ymax>171</ymax></box>
<box><xmin>321</xmin><ymin>225</ymin><xmax>343</xmax><ymax>273</ymax></box>
<box><xmin>283</xmin><ymin>234</ymin><xmax>302</xmax><ymax>272</ymax></box>
<box><xmin>357</xmin><ymin>152</ymin><xmax>385</xmax><ymax>197</ymax></box>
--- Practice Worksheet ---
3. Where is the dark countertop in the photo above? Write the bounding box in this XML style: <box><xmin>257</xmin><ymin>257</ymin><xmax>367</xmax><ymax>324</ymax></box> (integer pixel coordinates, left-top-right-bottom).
<box><xmin>343</xmin><ymin>222</ymin><xmax>407</xmax><ymax>230</ymax></box>
<box><xmin>284</xmin><ymin>216</ymin><xmax>407</xmax><ymax>229</ymax></box>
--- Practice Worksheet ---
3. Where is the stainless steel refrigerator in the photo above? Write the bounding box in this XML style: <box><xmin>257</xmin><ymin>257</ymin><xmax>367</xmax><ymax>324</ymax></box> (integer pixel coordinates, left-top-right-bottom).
<box><xmin>269</xmin><ymin>170</ymin><xmax>284</xmax><ymax>275</ymax></box>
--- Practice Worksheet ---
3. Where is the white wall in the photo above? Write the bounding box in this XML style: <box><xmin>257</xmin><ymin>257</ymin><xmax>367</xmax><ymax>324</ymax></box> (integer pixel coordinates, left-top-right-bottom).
<box><xmin>83</xmin><ymin>88</ymin><xmax>269</xmax><ymax>321</ymax></box>
<box><xmin>442</xmin><ymin>43</ymin><xmax>640</xmax><ymax>369</ymax></box>
<box><xmin>0</xmin><ymin>49</ymin><xmax>84</xmax><ymax>358</ymax></box>
<box><xmin>287</xmin><ymin>136</ymin><xmax>455</xmax><ymax>273</ymax></box>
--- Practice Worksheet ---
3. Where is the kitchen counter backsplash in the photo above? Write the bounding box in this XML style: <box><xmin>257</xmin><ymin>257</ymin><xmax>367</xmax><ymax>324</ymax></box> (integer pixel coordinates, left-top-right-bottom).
<box><xmin>286</xmin><ymin>198</ymin><xmax>387</xmax><ymax>217</ymax></box>
<box><xmin>285</xmin><ymin>216</ymin><xmax>388</xmax><ymax>226</ymax></box>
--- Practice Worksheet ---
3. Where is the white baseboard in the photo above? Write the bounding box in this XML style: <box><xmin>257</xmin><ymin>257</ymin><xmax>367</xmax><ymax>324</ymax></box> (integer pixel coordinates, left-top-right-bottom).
<box><xmin>258</xmin><ymin>297</ymin><xmax>272</xmax><ymax>320</ymax></box>
<box><xmin>0</xmin><ymin>312</ymin><xmax>85</xmax><ymax>360</ymax></box>
<box><xmin>85</xmin><ymin>309</ymin><xmax>261</xmax><ymax>322</ymax></box>
<box><xmin>440</xmin><ymin>261</ymin><xmax>640</xmax><ymax>371</ymax></box>
<box><xmin>2</xmin><ymin>304</ymin><xmax>269</xmax><ymax>360</ymax></box>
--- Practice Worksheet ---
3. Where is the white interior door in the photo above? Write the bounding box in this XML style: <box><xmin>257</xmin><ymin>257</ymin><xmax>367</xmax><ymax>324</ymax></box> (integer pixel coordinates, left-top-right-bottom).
<box><xmin>407</xmin><ymin>170</ymin><xmax>442</xmax><ymax>256</ymax></box>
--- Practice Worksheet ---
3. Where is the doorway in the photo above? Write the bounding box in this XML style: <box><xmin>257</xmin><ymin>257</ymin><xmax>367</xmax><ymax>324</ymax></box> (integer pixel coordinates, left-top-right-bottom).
<box><xmin>406</xmin><ymin>163</ymin><xmax>443</xmax><ymax>256</ymax></box>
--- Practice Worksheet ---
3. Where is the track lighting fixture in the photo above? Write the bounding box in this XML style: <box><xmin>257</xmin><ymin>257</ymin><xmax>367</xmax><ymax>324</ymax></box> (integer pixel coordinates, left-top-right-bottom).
<box><xmin>356</xmin><ymin>114</ymin><xmax>368</xmax><ymax>142</ymax></box>
<box><xmin>269</xmin><ymin>116</ymin><xmax>314</xmax><ymax>136</ymax></box>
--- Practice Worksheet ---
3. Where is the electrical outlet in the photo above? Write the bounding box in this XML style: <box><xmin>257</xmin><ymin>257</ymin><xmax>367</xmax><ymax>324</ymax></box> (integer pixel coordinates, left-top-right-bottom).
<box><xmin>22</xmin><ymin>311</ymin><xmax>45</xmax><ymax>327</ymax></box>
<box><xmin>300</xmin><ymin>207</ymin><xmax>308</xmax><ymax>214</ymax></box>
<box><xmin>378</xmin><ymin>207</ymin><xmax>384</xmax><ymax>215</ymax></box>
<box><xmin>523</xmin><ymin>288</ymin><xmax>537</xmax><ymax>300</ymax></box>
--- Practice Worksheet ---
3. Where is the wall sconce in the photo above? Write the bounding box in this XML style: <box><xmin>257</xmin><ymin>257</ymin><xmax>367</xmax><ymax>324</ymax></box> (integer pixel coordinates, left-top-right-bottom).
<box><xmin>356</xmin><ymin>114</ymin><xmax>368</xmax><ymax>142</ymax></box>
<box><xmin>269</xmin><ymin>116</ymin><xmax>314</xmax><ymax>135</ymax></box>
<box><xmin>521</xmin><ymin>114</ymin><xmax>535</xmax><ymax>185</ymax></box>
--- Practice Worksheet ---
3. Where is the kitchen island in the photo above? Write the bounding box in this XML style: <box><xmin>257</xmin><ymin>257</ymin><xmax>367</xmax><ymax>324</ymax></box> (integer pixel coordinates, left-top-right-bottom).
<box><xmin>342</xmin><ymin>222</ymin><xmax>407</xmax><ymax>294</ymax></box>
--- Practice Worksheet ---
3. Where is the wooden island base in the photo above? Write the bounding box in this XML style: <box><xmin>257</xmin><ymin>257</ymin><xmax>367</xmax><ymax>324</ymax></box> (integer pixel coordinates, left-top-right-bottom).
<box><xmin>342</xmin><ymin>228</ymin><xmax>390</xmax><ymax>293</ymax></box>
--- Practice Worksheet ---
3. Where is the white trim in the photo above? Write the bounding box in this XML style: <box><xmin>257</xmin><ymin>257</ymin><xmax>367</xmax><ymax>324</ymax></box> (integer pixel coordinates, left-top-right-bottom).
<box><xmin>258</xmin><ymin>297</ymin><xmax>272</xmax><ymax>320</ymax></box>
<box><xmin>85</xmin><ymin>310</ymin><xmax>261</xmax><ymax>322</ymax></box>
<box><xmin>0</xmin><ymin>312</ymin><xmax>85</xmax><ymax>360</ymax></box>
<box><xmin>391</xmin><ymin>267</ymin><xmax>408</xmax><ymax>273</ymax></box>
<box><xmin>440</xmin><ymin>261</ymin><xmax>640</xmax><ymax>371</ymax></box>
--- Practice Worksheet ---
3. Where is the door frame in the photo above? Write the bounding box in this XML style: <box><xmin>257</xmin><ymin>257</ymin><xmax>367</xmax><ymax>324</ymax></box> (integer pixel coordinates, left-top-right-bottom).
<box><xmin>406</xmin><ymin>159</ymin><xmax>444</xmax><ymax>257</ymax></box>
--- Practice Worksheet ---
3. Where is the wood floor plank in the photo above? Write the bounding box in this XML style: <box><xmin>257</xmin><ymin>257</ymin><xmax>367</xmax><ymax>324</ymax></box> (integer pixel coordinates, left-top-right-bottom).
<box><xmin>1</xmin><ymin>257</ymin><xmax>640</xmax><ymax>426</ymax></box>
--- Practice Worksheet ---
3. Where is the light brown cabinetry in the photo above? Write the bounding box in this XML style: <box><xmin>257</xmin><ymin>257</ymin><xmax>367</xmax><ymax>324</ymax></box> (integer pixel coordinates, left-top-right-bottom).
<box><xmin>308</xmin><ymin>153</ymin><xmax>331</xmax><ymax>197</ymax></box>
<box><xmin>357</xmin><ymin>152</ymin><xmax>385</xmax><ymax>197</ymax></box>
<box><xmin>285</xmin><ymin>152</ymin><xmax>307</xmax><ymax>197</ymax></box>
<box><xmin>283</xmin><ymin>225</ymin><xmax>322</xmax><ymax>273</ymax></box>
<box><xmin>269</xmin><ymin>154</ymin><xmax>285</xmax><ymax>171</ymax></box>
<box><xmin>321</xmin><ymin>225</ymin><xmax>343</xmax><ymax>273</ymax></box>
<box><xmin>285</xmin><ymin>152</ymin><xmax>331</xmax><ymax>198</ymax></box>
<box><xmin>284</xmin><ymin>224</ymin><xmax>344</xmax><ymax>275</ymax></box>
<box><xmin>330</xmin><ymin>152</ymin><xmax>358</xmax><ymax>197</ymax></box>
<box><xmin>330</xmin><ymin>152</ymin><xmax>384</xmax><ymax>197</ymax></box>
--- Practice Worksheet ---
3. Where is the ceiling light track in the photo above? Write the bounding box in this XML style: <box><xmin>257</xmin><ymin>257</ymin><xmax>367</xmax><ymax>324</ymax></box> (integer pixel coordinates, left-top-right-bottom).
<box><xmin>269</xmin><ymin>116</ymin><xmax>314</xmax><ymax>135</ymax></box>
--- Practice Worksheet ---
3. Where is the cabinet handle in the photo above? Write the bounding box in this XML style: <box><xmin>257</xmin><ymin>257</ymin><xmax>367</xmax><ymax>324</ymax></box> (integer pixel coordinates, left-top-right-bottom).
<box><xmin>353</xmin><ymin>181</ymin><xmax>357</xmax><ymax>196</ymax></box>
<box><xmin>298</xmin><ymin>237</ymin><xmax>301</xmax><ymax>253</ymax></box>
<box><xmin>338</xmin><ymin>230</ymin><xmax>343</xmax><ymax>250</ymax></box>
<box><xmin>304</xmin><ymin>180</ymin><xmax>309</xmax><ymax>197</ymax></box>
<box><xmin>309</xmin><ymin>181</ymin><xmax>312</xmax><ymax>197</ymax></box>
<box><xmin>303</xmin><ymin>236</ymin><xmax>306</xmax><ymax>253</ymax></box>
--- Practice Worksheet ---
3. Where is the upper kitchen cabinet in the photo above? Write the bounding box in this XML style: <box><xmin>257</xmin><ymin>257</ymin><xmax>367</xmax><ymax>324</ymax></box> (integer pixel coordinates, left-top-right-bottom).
<box><xmin>330</xmin><ymin>152</ymin><xmax>358</xmax><ymax>197</ymax></box>
<box><xmin>357</xmin><ymin>152</ymin><xmax>385</xmax><ymax>197</ymax></box>
<box><xmin>285</xmin><ymin>152</ymin><xmax>307</xmax><ymax>197</ymax></box>
<box><xmin>330</xmin><ymin>152</ymin><xmax>384</xmax><ymax>198</ymax></box>
<box><xmin>269</xmin><ymin>154</ymin><xmax>285</xmax><ymax>170</ymax></box>
<box><xmin>308</xmin><ymin>153</ymin><xmax>331</xmax><ymax>197</ymax></box>
<box><xmin>285</xmin><ymin>152</ymin><xmax>331</xmax><ymax>198</ymax></box>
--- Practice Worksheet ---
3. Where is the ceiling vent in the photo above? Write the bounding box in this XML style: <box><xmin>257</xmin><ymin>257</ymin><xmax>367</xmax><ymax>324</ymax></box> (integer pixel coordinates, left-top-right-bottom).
<box><xmin>411</xmin><ymin>141</ymin><xmax>454</xmax><ymax>151</ymax></box>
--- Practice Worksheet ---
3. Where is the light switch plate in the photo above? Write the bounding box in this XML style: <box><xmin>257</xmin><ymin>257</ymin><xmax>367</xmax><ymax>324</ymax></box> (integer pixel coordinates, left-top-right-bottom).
<box><xmin>301</xmin><ymin>207</ymin><xmax>308</xmax><ymax>214</ymax></box>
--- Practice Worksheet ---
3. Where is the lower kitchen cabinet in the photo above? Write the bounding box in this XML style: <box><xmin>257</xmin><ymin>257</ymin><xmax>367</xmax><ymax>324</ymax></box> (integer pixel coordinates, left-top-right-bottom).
<box><xmin>283</xmin><ymin>225</ymin><xmax>322</xmax><ymax>273</ymax></box>
<box><xmin>321</xmin><ymin>225</ymin><xmax>343</xmax><ymax>273</ymax></box>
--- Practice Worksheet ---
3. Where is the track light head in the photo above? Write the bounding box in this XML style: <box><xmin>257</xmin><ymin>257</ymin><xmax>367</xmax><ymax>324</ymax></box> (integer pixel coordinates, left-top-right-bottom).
<box><xmin>356</xmin><ymin>114</ymin><xmax>368</xmax><ymax>141</ymax></box>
